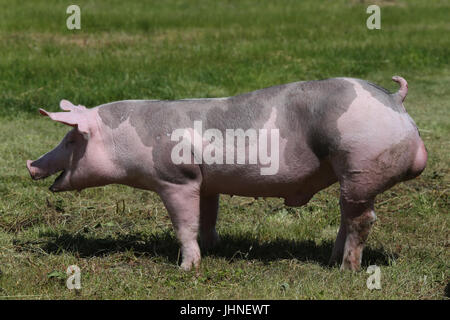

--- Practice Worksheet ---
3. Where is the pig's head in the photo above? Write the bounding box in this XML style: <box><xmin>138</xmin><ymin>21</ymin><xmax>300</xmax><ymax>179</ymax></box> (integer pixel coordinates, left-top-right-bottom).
<box><xmin>27</xmin><ymin>100</ymin><xmax>111</xmax><ymax>192</ymax></box>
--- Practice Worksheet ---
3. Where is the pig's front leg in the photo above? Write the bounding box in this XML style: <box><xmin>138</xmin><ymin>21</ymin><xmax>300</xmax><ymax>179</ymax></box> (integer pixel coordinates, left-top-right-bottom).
<box><xmin>329</xmin><ymin>213</ymin><xmax>347</xmax><ymax>267</ymax></box>
<box><xmin>200</xmin><ymin>194</ymin><xmax>220</xmax><ymax>250</ymax></box>
<box><xmin>158</xmin><ymin>183</ymin><xmax>201</xmax><ymax>271</ymax></box>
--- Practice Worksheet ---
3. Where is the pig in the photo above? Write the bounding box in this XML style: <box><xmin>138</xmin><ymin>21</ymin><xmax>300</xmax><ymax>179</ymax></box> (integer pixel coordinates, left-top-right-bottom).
<box><xmin>27</xmin><ymin>76</ymin><xmax>427</xmax><ymax>271</ymax></box>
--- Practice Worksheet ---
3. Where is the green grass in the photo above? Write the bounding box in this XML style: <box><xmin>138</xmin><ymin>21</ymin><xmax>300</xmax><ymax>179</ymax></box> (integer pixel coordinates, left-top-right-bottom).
<box><xmin>0</xmin><ymin>0</ymin><xmax>448</xmax><ymax>299</ymax></box>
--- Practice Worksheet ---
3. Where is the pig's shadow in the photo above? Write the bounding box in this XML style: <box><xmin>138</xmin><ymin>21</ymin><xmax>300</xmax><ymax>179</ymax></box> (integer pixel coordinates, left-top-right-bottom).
<box><xmin>34</xmin><ymin>230</ymin><xmax>395</xmax><ymax>268</ymax></box>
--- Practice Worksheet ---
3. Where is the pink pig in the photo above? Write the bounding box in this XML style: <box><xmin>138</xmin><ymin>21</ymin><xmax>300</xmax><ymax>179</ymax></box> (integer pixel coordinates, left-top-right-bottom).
<box><xmin>27</xmin><ymin>76</ymin><xmax>427</xmax><ymax>271</ymax></box>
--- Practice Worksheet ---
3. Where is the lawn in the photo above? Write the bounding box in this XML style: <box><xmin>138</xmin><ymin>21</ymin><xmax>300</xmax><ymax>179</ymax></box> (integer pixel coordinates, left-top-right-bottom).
<box><xmin>0</xmin><ymin>0</ymin><xmax>448</xmax><ymax>299</ymax></box>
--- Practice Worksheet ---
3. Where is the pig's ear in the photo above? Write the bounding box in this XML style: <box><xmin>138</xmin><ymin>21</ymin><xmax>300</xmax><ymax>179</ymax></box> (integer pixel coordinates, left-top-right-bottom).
<box><xmin>39</xmin><ymin>108</ymin><xmax>90</xmax><ymax>140</ymax></box>
<box><xmin>60</xmin><ymin>99</ymin><xmax>87</xmax><ymax>112</ymax></box>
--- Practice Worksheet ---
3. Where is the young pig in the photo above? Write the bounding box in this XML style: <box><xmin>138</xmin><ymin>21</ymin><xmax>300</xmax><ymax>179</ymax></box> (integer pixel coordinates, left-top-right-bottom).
<box><xmin>27</xmin><ymin>76</ymin><xmax>427</xmax><ymax>271</ymax></box>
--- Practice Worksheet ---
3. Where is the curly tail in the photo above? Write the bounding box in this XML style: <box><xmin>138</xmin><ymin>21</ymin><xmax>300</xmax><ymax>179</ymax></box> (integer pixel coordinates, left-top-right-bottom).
<box><xmin>392</xmin><ymin>76</ymin><xmax>408</xmax><ymax>102</ymax></box>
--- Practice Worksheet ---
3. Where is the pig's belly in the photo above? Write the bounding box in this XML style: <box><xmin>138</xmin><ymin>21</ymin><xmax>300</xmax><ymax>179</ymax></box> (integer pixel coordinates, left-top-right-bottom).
<box><xmin>203</xmin><ymin>172</ymin><xmax>302</xmax><ymax>197</ymax></box>
<box><xmin>201</xmin><ymin>160</ymin><xmax>337</xmax><ymax>200</ymax></box>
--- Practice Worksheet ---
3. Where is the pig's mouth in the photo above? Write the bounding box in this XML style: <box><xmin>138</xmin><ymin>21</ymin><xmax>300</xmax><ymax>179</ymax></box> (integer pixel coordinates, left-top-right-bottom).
<box><xmin>49</xmin><ymin>170</ymin><xmax>68</xmax><ymax>192</ymax></box>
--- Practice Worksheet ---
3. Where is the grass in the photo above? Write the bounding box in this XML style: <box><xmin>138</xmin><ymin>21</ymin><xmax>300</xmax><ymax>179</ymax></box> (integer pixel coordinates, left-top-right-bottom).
<box><xmin>0</xmin><ymin>0</ymin><xmax>449</xmax><ymax>299</ymax></box>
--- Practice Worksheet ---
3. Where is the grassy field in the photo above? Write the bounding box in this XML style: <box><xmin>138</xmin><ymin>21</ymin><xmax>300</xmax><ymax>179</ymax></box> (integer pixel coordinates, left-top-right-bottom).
<box><xmin>0</xmin><ymin>0</ymin><xmax>448</xmax><ymax>299</ymax></box>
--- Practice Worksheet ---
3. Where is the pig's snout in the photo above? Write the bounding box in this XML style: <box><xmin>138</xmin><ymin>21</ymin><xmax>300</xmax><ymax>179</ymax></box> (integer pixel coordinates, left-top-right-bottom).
<box><xmin>27</xmin><ymin>159</ymin><xmax>50</xmax><ymax>180</ymax></box>
<box><xmin>27</xmin><ymin>160</ymin><xmax>39</xmax><ymax>180</ymax></box>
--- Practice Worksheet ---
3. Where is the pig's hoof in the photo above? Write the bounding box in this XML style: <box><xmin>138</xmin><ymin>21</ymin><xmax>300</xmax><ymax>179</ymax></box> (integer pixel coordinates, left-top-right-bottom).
<box><xmin>180</xmin><ymin>259</ymin><xmax>200</xmax><ymax>272</ymax></box>
<box><xmin>180</xmin><ymin>262</ymin><xmax>192</xmax><ymax>271</ymax></box>
<box><xmin>180</xmin><ymin>246</ymin><xmax>201</xmax><ymax>271</ymax></box>
<box><xmin>340</xmin><ymin>258</ymin><xmax>362</xmax><ymax>272</ymax></box>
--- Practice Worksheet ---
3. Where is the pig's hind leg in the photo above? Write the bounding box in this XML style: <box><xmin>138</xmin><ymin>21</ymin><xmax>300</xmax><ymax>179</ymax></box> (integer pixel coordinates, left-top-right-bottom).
<box><xmin>329</xmin><ymin>164</ymin><xmax>384</xmax><ymax>270</ymax></box>
<box><xmin>330</xmin><ymin>194</ymin><xmax>377</xmax><ymax>271</ymax></box>
<box><xmin>329</xmin><ymin>141</ymin><xmax>413</xmax><ymax>270</ymax></box>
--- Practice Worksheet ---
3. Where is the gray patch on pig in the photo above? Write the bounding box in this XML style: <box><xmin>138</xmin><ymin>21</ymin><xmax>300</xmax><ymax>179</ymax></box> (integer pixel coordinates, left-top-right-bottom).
<box><xmin>357</xmin><ymin>80</ymin><xmax>405</xmax><ymax>113</ymax></box>
<box><xmin>98</xmin><ymin>102</ymin><xmax>132</xmax><ymax>129</ymax></box>
<box><xmin>150</xmin><ymin>134</ymin><xmax>202</xmax><ymax>184</ymax></box>
<box><xmin>276</xmin><ymin>78</ymin><xmax>357</xmax><ymax>163</ymax></box>
<box><xmin>187</xmin><ymin>110</ymin><xmax>201</xmax><ymax>121</ymax></box>
<box><xmin>204</xmin><ymin>84</ymin><xmax>289</xmax><ymax>132</ymax></box>
<box><xmin>129</xmin><ymin>104</ymin><xmax>182</xmax><ymax>146</ymax></box>
<box><xmin>99</xmin><ymin>100</ymin><xmax>190</xmax><ymax>146</ymax></box>
<box><xmin>200</xmin><ymin>84</ymin><xmax>292</xmax><ymax>173</ymax></box>
<box><xmin>128</xmin><ymin>103</ymin><xmax>205</xmax><ymax>184</ymax></box>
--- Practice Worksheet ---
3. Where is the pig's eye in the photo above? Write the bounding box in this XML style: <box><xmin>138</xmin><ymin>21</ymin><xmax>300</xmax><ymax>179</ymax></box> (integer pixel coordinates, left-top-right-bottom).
<box><xmin>65</xmin><ymin>140</ymin><xmax>75</xmax><ymax>147</ymax></box>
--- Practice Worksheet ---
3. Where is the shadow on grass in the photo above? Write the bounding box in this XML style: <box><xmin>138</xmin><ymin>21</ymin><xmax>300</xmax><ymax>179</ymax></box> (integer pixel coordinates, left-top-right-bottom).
<box><xmin>21</xmin><ymin>231</ymin><xmax>395</xmax><ymax>268</ymax></box>
<box><xmin>211</xmin><ymin>234</ymin><xmax>394</xmax><ymax>268</ymax></box>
